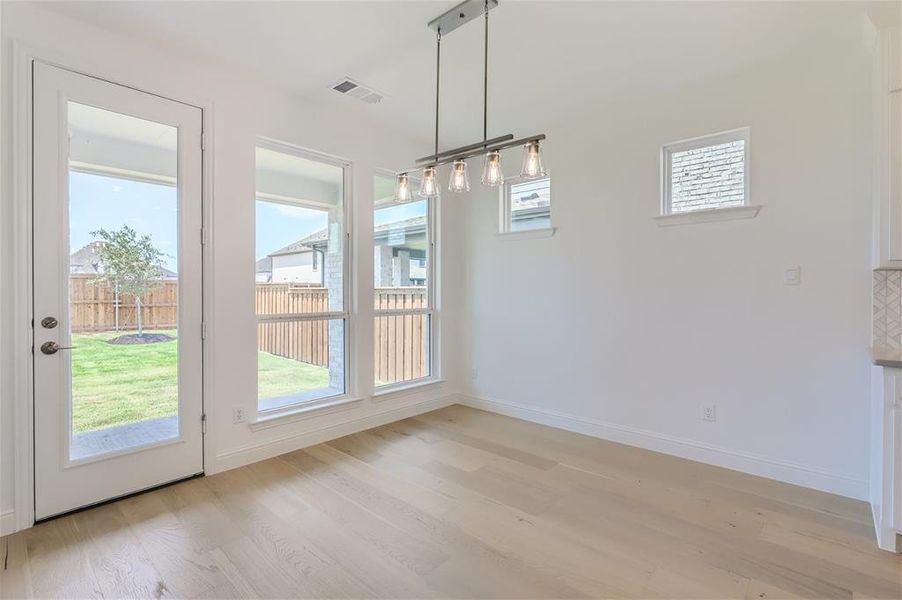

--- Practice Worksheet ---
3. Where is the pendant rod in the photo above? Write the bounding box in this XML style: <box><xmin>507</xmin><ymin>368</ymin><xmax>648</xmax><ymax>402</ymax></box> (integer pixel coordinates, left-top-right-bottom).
<box><xmin>434</xmin><ymin>28</ymin><xmax>441</xmax><ymax>162</ymax></box>
<box><xmin>483</xmin><ymin>0</ymin><xmax>489</xmax><ymax>143</ymax></box>
<box><xmin>415</xmin><ymin>134</ymin><xmax>513</xmax><ymax>165</ymax></box>
<box><xmin>400</xmin><ymin>133</ymin><xmax>546</xmax><ymax>174</ymax></box>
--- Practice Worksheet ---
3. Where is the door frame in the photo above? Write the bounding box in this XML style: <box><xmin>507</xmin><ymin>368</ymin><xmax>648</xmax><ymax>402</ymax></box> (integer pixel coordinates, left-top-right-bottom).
<box><xmin>7</xmin><ymin>42</ymin><xmax>216</xmax><ymax>534</ymax></box>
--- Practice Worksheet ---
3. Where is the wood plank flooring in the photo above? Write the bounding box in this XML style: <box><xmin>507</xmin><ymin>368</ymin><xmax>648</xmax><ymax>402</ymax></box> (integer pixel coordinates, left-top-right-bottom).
<box><xmin>2</xmin><ymin>405</ymin><xmax>900</xmax><ymax>599</ymax></box>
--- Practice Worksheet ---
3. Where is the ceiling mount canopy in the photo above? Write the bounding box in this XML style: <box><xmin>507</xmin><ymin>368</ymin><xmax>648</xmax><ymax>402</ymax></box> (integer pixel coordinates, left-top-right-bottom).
<box><xmin>396</xmin><ymin>0</ymin><xmax>548</xmax><ymax>201</ymax></box>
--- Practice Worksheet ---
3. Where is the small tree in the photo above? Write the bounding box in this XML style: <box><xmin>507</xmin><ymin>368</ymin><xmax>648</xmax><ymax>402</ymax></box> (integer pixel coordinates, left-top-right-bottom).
<box><xmin>90</xmin><ymin>226</ymin><xmax>166</xmax><ymax>336</ymax></box>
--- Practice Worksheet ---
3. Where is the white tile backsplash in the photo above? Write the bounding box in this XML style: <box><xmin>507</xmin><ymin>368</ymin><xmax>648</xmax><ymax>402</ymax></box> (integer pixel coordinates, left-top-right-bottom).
<box><xmin>874</xmin><ymin>269</ymin><xmax>902</xmax><ymax>352</ymax></box>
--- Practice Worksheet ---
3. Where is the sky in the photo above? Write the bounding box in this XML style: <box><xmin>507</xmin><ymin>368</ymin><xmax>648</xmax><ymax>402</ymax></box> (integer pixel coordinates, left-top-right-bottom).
<box><xmin>68</xmin><ymin>171</ymin><xmax>429</xmax><ymax>273</ymax></box>
<box><xmin>69</xmin><ymin>172</ymin><xmax>180</xmax><ymax>272</ymax></box>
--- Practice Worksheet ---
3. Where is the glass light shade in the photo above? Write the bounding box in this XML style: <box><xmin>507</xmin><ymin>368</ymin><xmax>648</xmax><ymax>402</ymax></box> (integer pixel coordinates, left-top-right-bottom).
<box><xmin>448</xmin><ymin>160</ymin><xmax>470</xmax><ymax>193</ymax></box>
<box><xmin>482</xmin><ymin>151</ymin><xmax>504</xmax><ymax>186</ymax></box>
<box><xmin>395</xmin><ymin>173</ymin><xmax>413</xmax><ymax>202</ymax></box>
<box><xmin>418</xmin><ymin>166</ymin><xmax>439</xmax><ymax>198</ymax></box>
<box><xmin>520</xmin><ymin>141</ymin><xmax>546</xmax><ymax>179</ymax></box>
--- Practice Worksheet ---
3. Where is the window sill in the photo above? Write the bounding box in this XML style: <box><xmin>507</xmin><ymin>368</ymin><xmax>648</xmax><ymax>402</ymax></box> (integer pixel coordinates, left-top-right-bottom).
<box><xmin>496</xmin><ymin>227</ymin><xmax>556</xmax><ymax>241</ymax></box>
<box><xmin>372</xmin><ymin>377</ymin><xmax>445</xmax><ymax>401</ymax></box>
<box><xmin>249</xmin><ymin>395</ymin><xmax>365</xmax><ymax>431</ymax></box>
<box><xmin>654</xmin><ymin>205</ymin><xmax>762</xmax><ymax>227</ymax></box>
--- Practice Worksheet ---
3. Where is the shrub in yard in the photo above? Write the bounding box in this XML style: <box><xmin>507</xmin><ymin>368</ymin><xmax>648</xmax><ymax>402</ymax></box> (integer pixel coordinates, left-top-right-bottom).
<box><xmin>90</xmin><ymin>225</ymin><xmax>166</xmax><ymax>336</ymax></box>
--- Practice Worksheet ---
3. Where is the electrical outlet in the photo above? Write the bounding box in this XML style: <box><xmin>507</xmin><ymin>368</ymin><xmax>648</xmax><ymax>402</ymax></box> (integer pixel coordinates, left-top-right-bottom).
<box><xmin>702</xmin><ymin>405</ymin><xmax>717</xmax><ymax>422</ymax></box>
<box><xmin>233</xmin><ymin>407</ymin><xmax>246</xmax><ymax>424</ymax></box>
<box><xmin>471</xmin><ymin>367</ymin><xmax>479</xmax><ymax>380</ymax></box>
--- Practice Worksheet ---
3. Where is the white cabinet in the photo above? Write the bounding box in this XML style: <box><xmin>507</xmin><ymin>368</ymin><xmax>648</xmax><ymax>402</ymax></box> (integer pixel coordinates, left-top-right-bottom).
<box><xmin>870</xmin><ymin>366</ymin><xmax>901</xmax><ymax>552</ymax></box>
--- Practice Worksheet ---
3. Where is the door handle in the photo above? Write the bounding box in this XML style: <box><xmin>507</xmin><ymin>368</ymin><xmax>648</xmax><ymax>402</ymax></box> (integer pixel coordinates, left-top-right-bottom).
<box><xmin>40</xmin><ymin>341</ymin><xmax>74</xmax><ymax>355</ymax></box>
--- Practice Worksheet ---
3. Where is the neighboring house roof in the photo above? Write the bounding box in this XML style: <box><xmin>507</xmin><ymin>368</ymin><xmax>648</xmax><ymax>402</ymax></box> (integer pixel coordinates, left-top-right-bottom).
<box><xmin>267</xmin><ymin>239</ymin><xmax>317</xmax><ymax>258</ymax></box>
<box><xmin>70</xmin><ymin>242</ymin><xmax>177</xmax><ymax>279</ymax></box>
<box><xmin>298</xmin><ymin>228</ymin><xmax>329</xmax><ymax>247</ymax></box>
<box><xmin>255</xmin><ymin>255</ymin><xmax>273</xmax><ymax>274</ymax></box>
<box><xmin>298</xmin><ymin>216</ymin><xmax>427</xmax><ymax>251</ymax></box>
<box><xmin>258</xmin><ymin>215</ymin><xmax>428</xmax><ymax>265</ymax></box>
<box><xmin>374</xmin><ymin>215</ymin><xmax>426</xmax><ymax>238</ymax></box>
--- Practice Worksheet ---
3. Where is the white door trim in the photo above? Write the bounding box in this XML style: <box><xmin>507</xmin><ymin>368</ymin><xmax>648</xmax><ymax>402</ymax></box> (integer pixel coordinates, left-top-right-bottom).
<box><xmin>7</xmin><ymin>41</ymin><xmax>216</xmax><ymax>533</ymax></box>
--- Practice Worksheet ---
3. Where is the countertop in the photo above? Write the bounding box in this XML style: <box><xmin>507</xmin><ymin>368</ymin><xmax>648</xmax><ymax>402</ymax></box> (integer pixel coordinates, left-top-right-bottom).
<box><xmin>873</xmin><ymin>345</ymin><xmax>902</xmax><ymax>369</ymax></box>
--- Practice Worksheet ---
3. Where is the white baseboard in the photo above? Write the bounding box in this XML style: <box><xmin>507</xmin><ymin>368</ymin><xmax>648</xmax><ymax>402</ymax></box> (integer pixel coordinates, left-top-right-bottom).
<box><xmin>1</xmin><ymin>509</ymin><xmax>16</xmax><ymax>537</ymax></box>
<box><xmin>459</xmin><ymin>394</ymin><xmax>869</xmax><ymax>501</ymax></box>
<box><xmin>871</xmin><ymin>498</ymin><xmax>902</xmax><ymax>552</ymax></box>
<box><xmin>213</xmin><ymin>394</ymin><xmax>458</xmax><ymax>473</ymax></box>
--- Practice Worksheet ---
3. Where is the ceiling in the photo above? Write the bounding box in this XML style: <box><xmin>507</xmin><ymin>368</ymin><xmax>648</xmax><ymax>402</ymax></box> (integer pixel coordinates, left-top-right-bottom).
<box><xmin>42</xmin><ymin>1</ymin><xmax>877</xmax><ymax>151</ymax></box>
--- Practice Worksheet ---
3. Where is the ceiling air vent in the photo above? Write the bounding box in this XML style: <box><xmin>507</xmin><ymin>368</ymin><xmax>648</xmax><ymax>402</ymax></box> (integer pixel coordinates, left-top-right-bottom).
<box><xmin>330</xmin><ymin>77</ymin><xmax>384</xmax><ymax>105</ymax></box>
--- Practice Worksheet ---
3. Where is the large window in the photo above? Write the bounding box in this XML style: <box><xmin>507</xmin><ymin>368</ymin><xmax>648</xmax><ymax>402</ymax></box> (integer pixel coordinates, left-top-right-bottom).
<box><xmin>255</xmin><ymin>141</ymin><xmax>349</xmax><ymax>414</ymax></box>
<box><xmin>374</xmin><ymin>174</ymin><xmax>433</xmax><ymax>388</ymax></box>
<box><xmin>661</xmin><ymin>127</ymin><xmax>750</xmax><ymax>215</ymax></box>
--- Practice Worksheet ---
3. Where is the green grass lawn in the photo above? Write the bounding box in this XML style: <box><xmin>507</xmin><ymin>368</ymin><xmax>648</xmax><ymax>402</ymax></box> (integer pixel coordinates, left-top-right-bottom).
<box><xmin>257</xmin><ymin>350</ymin><xmax>329</xmax><ymax>399</ymax></box>
<box><xmin>71</xmin><ymin>329</ymin><xmax>328</xmax><ymax>433</ymax></box>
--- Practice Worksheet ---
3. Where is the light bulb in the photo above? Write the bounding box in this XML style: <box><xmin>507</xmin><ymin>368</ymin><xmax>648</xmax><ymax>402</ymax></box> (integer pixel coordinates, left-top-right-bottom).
<box><xmin>448</xmin><ymin>159</ymin><xmax>470</xmax><ymax>193</ymax></box>
<box><xmin>395</xmin><ymin>173</ymin><xmax>412</xmax><ymax>202</ymax></box>
<box><xmin>482</xmin><ymin>150</ymin><xmax>504</xmax><ymax>186</ymax></box>
<box><xmin>418</xmin><ymin>166</ymin><xmax>439</xmax><ymax>198</ymax></box>
<box><xmin>520</xmin><ymin>140</ymin><xmax>546</xmax><ymax>179</ymax></box>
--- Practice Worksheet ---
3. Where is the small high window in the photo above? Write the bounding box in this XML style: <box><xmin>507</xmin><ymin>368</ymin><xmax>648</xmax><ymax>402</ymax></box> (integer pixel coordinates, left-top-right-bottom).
<box><xmin>501</xmin><ymin>176</ymin><xmax>552</xmax><ymax>233</ymax></box>
<box><xmin>662</xmin><ymin>128</ymin><xmax>750</xmax><ymax>216</ymax></box>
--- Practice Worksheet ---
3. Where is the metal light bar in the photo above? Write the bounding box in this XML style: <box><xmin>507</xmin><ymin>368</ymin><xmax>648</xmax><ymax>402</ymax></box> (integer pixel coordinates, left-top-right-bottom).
<box><xmin>399</xmin><ymin>133</ymin><xmax>545</xmax><ymax>174</ymax></box>
<box><xmin>428</xmin><ymin>0</ymin><xmax>498</xmax><ymax>35</ymax></box>
<box><xmin>415</xmin><ymin>134</ymin><xmax>514</xmax><ymax>165</ymax></box>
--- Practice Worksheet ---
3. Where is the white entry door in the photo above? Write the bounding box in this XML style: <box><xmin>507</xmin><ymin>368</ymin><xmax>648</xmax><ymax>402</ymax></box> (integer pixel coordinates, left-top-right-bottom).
<box><xmin>33</xmin><ymin>62</ymin><xmax>204</xmax><ymax>520</ymax></box>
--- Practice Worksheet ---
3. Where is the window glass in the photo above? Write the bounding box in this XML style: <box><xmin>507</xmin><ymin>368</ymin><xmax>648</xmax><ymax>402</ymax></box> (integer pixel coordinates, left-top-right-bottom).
<box><xmin>663</xmin><ymin>129</ymin><xmax>749</xmax><ymax>215</ymax></box>
<box><xmin>255</xmin><ymin>145</ymin><xmax>347</xmax><ymax>411</ymax></box>
<box><xmin>508</xmin><ymin>177</ymin><xmax>551</xmax><ymax>232</ymax></box>
<box><xmin>373</xmin><ymin>174</ymin><xmax>432</xmax><ymax>388</ymax></box>
<box><xmin>374</xmin><ymin>200</ymin><xmax>429</xmax><ymax>300</ymax></box>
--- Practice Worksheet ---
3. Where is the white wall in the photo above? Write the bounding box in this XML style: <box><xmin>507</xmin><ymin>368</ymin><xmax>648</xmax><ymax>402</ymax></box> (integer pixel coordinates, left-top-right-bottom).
<box><xmin>0</xmin><ymin>2</ymin><xmax>466</xmax><ymax>532</ymax></box>
<box><xmin>460</xmin><ymin>39</ymin><xmax>876</xmax><ymax>499</ymax></box>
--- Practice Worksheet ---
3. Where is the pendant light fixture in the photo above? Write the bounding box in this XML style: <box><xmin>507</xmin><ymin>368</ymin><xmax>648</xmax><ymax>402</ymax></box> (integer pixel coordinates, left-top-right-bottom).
<box><xmin>417</xmin><ymin>21</ymin><xmax>442</xmax><ymax>199</ymax></box>
<box><xmin>520</xmin><ymin>140</ymin><xmax>546</xmax><ymax>179</ymax></box>
<box><xmin>419</xmin><ymin>166</ymin><xmax>439</xmax><ymax>198</ymax></box>
<box><xmin>396</xmin><ymin>0</ymin><xmax>547</xmax><ymax>196</ymax></box>
<box><xmin>395</xmin><ymin>172</ymin><xmax>413</xmax><ymax>202</ymax></box>
<box><xmin>482</xmin><ymin>151</ymin><xmax>503</xmax><ymax>186</ymax></box>
<box><xmin>449</xmin><ymin>159</ymin><xmax>470</xmax><ymax>192</ymax></box>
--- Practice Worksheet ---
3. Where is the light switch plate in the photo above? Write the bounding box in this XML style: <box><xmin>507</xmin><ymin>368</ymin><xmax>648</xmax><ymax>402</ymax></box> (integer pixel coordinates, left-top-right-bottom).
<box><xmin>783</xmin><ymin>266</ymin><xmax>801</xmax><ymax>286</ymax></box>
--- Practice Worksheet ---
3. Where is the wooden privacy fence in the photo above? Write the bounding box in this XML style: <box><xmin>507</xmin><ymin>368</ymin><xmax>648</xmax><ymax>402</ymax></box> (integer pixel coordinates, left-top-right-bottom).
<box><xmin>69</xmin><ymin>274</ymin><xmax>177</xmax><ymax>332</ymax></box>
<box><xmin>256</xmin><ymin>283</ymin><xmax>330</xmax><ymax>368</ymax></box>
<box><xmin>255</xmin><ymin>284</ymin><xmax>428</xmax><ymax>382</ymax></box>
<box><xmin>69</xmin><ymin>277</ymin><xmax>429</xmax><ymax>381</ymax></box>
<box><xmin>374</xmin><ymin>288</ymin><xmax>428</xmax><ymax>385</ymax></box>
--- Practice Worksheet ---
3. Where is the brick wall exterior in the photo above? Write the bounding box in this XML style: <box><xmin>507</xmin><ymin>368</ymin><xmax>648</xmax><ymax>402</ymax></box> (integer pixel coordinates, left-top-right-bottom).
<box><xmin>326</xmin><ymin>216</ymin><xmax>345</xmax><ymax>392</ymax></box>
<box><xmin>670</xmin><ymin>140</ymin><xmax>745</xmax><ymax>213</ymax></box>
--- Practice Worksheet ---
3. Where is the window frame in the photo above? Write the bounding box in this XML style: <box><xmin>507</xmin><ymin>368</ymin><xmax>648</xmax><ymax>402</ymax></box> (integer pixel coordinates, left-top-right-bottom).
<box><xmin>499</xmin><ymin>175</ymin><xmax>553</xmax><ymax>235</ymax></box>
<box><xmin>660</xmin><ymin>126</ymin><xmax>751</xmax><ymax>217</ymax></box>
<box><xmin>373</xmin><ymin>171</ymin><xmax>437</xmax><ymax>393</ymax></box>
<box><xmin>254</xmin><ymin>137</ymin><xmax>353</xmax><ymax>418</ymax></box>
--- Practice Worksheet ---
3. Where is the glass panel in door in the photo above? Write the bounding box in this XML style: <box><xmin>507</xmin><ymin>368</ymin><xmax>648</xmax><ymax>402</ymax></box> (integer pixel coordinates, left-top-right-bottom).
<box><xmin>66</xmin><ymin>102</ymin><xmax>180</xmax><ymax>461</ymax></box>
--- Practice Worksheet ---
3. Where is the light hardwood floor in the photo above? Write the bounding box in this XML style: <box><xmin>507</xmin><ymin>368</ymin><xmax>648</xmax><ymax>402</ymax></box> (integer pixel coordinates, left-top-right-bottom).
<box><xmin>1</xmin><ymin>405</ymin><xmax>900</xmax><ymax>599</ymax></box>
